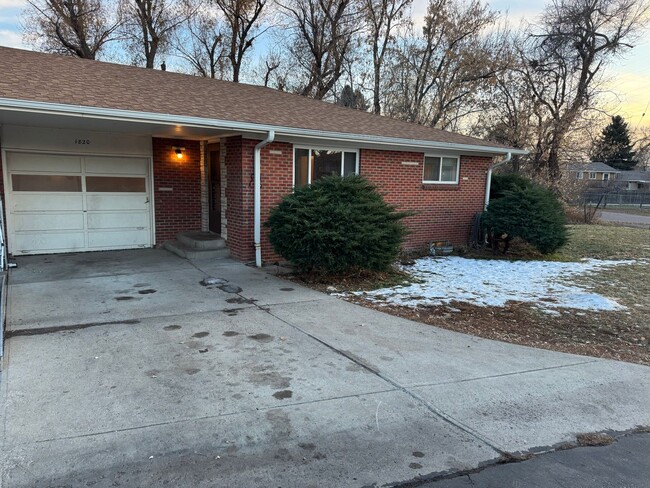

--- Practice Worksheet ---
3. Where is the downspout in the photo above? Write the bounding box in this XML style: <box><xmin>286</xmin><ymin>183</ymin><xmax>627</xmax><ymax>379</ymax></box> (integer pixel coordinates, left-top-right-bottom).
<box><xmin>484</xmin><ymin>152</ymin><xmax>512</xmax><ymax>210</ymax></box>
<box><xmin>254</xmin><ymin>130</ymin><xmax>275</xmax><ymax>267</ymax></box>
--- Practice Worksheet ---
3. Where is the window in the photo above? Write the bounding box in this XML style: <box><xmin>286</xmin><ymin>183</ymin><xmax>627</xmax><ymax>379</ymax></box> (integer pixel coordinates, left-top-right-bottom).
<box><xmin>12</xmin><ymin>174</ymin><xmax>82</xmax><ymax>192</ymax></box>
<box><xmin>423</xmin><ymin>156</ymin><xmax>459</xmax><ymax>184</ymax></box>
<box><xmin>603</xmin><ymin>173</ymin><xmax>609</xmax><ymax>181</ymax></box>
<box><xmin>575</xmin><ymin>171</ymin><xmax>583</xmax><ymax>180</ymax></box>
<box><xmin>589</xmin><ymin>172</ymin><xmax>597</xmax><ymax>179</ymax></box>
<box><xmin>86</xmin><ymin>176</ymin><xmax>146</xmax><ymax>192</ymax></box>
<box><xmin>293</xmin><ymin>147</ymin><xmax>358</xmax><ymax>188</ymax></box>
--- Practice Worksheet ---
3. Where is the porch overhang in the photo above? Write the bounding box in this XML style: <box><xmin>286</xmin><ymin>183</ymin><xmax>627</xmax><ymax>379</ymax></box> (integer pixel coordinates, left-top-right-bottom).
<box><xmin>0</xmin><ymin>97</ymin><xmax>528</xmax><ymax>157</ymax></box>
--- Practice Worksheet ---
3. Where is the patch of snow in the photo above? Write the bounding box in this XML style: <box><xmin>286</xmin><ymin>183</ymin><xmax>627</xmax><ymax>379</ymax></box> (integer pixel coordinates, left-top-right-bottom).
<box><xmin>351</xmin><ymin>257</ymin><xmax>635</xmax><ymax>311</ymax></box>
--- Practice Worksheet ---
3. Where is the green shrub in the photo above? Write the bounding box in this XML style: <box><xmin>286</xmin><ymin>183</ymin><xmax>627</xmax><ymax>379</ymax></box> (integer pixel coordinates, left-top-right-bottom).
<box><xmin>483</xmin><ymin>185</ymin><xmax>568</xmax><ymax>254</ymax></box>
<box><xmin>265</xmin><ymin>175</ymin><xmax>410</xmax><ymax>274</ymax></box>
<box><xmin>490</xmin><ymin>173</ymin><xmax>533</xmax><ymax>200</ymax></box>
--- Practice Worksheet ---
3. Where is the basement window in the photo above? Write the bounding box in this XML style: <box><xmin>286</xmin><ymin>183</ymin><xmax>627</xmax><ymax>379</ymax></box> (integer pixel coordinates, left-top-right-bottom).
<box><xmin>294</xmin><ymin>147</ymin><xmax>359</xmax><ymax>188</ymax></box>
<box><xmin>423</xmin><ymin>155</ymin><xmax>459</xmax><ymax>184</ymax></box>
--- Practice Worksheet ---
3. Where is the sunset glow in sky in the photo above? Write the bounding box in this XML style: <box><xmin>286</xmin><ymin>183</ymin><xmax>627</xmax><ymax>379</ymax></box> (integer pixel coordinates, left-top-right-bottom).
<box><xmin>1</xmin><ymin>0</ymin><xmax>648</xmax><ymax>131</ymax></box>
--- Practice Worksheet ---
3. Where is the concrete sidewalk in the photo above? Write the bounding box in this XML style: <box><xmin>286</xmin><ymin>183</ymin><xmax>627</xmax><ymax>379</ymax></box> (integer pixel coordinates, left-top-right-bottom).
<box><xmin>1</xmin><ymin>249</ymin><xmax>649</xmax><ymax>487</ymax></box>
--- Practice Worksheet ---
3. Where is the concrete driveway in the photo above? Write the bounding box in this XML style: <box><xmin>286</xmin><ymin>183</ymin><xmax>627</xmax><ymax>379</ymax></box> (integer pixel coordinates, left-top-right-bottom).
<box><xmin>1</xmin><ymin>250</ymin><xmax>649</xmax><ymax>487</ymax></box>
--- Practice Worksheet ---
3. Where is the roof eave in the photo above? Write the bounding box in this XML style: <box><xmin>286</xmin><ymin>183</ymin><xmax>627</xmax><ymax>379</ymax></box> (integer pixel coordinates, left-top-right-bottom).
<box><xmin>0</xmin><ymin>97</ymin><xmax>528</xmax><ymax>156</ymax></box>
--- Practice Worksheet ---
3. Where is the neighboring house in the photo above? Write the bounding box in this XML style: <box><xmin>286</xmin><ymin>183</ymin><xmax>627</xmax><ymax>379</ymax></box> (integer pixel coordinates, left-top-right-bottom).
<box><xmin>568</xmin><ymin>162</ymin><xmax>619</xmax><ymax>184</ymax></box>
<box><xmin>0</xmin><ymin>47</ymin><xmax>524</xmax><ymax>265</ymax></box>
<box><xmin>615</xmin><ymin>168</ymin><xmax>650</xmax><ymax>191</ymax></box>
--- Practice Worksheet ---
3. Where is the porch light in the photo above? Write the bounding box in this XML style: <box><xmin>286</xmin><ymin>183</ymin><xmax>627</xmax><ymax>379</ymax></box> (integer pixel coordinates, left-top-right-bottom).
<box><xmin>173</xmin><ymin>146</ymin><xmax>185</xmax><ymax>159</ymax></box>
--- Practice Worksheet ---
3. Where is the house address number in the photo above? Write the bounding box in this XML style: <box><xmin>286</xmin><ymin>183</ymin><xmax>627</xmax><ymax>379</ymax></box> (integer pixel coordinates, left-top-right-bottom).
<box><xmin>74</xmin><ymin>139</ymin><xmax>91</xmax><ymax>145</ymax></box>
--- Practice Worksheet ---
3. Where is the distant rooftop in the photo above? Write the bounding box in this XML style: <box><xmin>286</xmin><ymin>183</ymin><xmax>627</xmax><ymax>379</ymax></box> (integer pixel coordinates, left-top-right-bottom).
<box><xmin>567</xmin><ymin>162</ymin><xmax>620</xmax><ymax>173</ymax></box>
<box><xmin>617</xmin><ymin>170</ymin><xmax>650</xmax><ymax>182</ymax></box>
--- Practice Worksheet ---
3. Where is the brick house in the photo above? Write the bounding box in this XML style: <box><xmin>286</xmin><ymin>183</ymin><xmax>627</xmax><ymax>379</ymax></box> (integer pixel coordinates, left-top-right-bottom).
<box><xmin>0</xmin><ymin>47</ymin><xmax>524</xmax><ymax>265</ymax></box>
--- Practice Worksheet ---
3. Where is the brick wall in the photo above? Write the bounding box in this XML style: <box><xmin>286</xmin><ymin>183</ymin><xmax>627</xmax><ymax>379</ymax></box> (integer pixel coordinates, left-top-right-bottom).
<box><xmin>152</xmin><ymin>137</ymin><xmax>202</xmax><ymax>244</ymax></box>
<box><xmin>224</xmin><ymin>136</ymin><xmax>253</xmax><ymax>261</ymax></box>
<box><xmin>360</xmin><ymin>149</ymin><xmax>493</xmax><ymax>249</ymax></box>
<box><xmin>259</xmin><ymin>141</ymin><xmax>293</xmax><ymax>263</ymax></box>
<box><xmin>221</xmin><ymin>138</ymin><xmax>493</xmax><ymax>263</ymax></box>
<box><xmin>223</xmin><ymin>136</ymin><xmax>291</xmax><ymax>262</ymax></box>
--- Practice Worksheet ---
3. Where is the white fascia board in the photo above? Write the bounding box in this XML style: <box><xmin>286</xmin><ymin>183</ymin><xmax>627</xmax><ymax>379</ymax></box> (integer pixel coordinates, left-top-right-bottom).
<box><xmin>0</xmin><ymin>97</ymin><xmax>529</xmax><ymax>156</ymax></box>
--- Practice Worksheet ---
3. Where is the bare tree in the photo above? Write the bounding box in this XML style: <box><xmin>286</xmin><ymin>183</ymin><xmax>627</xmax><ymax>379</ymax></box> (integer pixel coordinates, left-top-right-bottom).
<box><xmin>24</xmin><ymin>0</ymin><xmax>120</xmax><ymax>59</ymax></box>
<box><xmin>383</xmin><ymin>0</ymin><xmax>504</xmax><ymax>129</ymax></box>
<box><xmin>472</xmin><ymin>66</ymin><xmax>536</xmax><ymax>172</ymax></box>
<box><xmin>119</xmin><ymin>0</ymin><xmax>188</xmax><ymax>68</ymax></box>
<box><xmin>279</xmin><ymin>0</ymin><xmax>361</xmax><ymax>100</ymax></box>
<box><xmin>174</xmin><ymin>5</ymin><xmax>227</xmax><ymax>78</ymax></box>
<box><xmin>516</xmin><ymin>0</ymin><xmax>649</xmax><ymax>181</ymax></box>
<box><xmin>362</xmin><ymin>0</ymin><xmax>411</xmax><ymax>114</ymax></box>
<box><xmin>214</xmin><ymin>0</ymin><xmax>267</xmax><ymax>82</ymax></box>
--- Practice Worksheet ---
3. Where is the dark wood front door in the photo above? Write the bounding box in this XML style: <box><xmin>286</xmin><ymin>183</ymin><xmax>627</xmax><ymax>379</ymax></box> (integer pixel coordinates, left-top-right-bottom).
<box><xmin>208</xmin><ymin>144</ymin><xmax>221</xmax><ymax>234</ymax></box>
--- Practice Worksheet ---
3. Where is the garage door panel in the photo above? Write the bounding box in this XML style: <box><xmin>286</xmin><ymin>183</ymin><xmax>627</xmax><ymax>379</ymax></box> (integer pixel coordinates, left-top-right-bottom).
<box><xmin>86</xmin><ymin>194</ymin><xmax>148</xmax><ymax>211</ymax></box>
<box><xmin>85</xmin><ymin>157</ymin><xmax>149</xmax><ymax>175</ymax></box>
<box><xmin>14</xmin><ymin>213</ymin><xmax>84</xmax><ymax>232</ymax></box>
<box><xmin>87</xmin><ymin>212</ymin><xmax>149</xmax><ymax>230</ymax></box>
<box><xmin>7</xmin><ymin>153</ymin><xmax>82</xmax><ymax>173</ymax></box>
<box><xmin>87</xmin><ymin>230</ymin><xmax>150</xmax><ymax>248</ymax></box>
<box><xmin>13</xmin><ymin>232</ymin><xmax>85</xmax><ymax>254</ymax></box>
<box><xmin>7</xmin><ymin>152</ymin><xmax>153</xmax><ymax>255</ymax></box>
<box><xmin>12</xmin><ymin>194</ymin><xmax>84</xmax><ymax>212</ymax></box>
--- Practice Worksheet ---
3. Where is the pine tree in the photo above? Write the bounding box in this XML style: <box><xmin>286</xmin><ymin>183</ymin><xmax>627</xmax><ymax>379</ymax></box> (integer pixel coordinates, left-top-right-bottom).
<box><xmin>591</xmin><ymin>115</ymin><xmax>637</xmax><ymax>170</ymax></box>
<box><xmin>336</xmin><ymin>85</ymin><xmax>370</xmax><ymax>111</ymax></box>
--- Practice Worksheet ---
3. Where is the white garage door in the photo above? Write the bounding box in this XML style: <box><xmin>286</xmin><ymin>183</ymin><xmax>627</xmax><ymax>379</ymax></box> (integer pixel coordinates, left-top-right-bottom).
<box><xmin>6</xmin><ymin>152</ymin><xmax>152</xmax><ymax>255</ymax></box>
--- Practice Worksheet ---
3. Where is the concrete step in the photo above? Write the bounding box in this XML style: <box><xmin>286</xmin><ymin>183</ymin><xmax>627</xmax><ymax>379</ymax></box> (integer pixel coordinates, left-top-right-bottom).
<box><xmin>177</xmin><ymin>231</ymin><xmax>226</xmax><ymax>250</ymax></box>
<box><xmin>163</xmin><ymin>240</ymin><xmax>230</xmax><ymax>260</ymax></box>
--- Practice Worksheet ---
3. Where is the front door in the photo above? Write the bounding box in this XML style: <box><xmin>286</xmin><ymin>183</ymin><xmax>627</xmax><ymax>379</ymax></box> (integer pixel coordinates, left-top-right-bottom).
<box><xmin>208</xmin><ymin>144</ymin><xmax>221</xmax><ymax>234</ymax></box>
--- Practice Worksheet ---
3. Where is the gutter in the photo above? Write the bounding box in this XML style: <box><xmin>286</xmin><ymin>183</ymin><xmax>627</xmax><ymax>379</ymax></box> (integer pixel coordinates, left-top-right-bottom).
<box><xmin>254</xmin><ymin>131</ymin><xmax>275</xmax><ymax>268</ymax></box>
<box><xmin>484</xmin><ymin>152</ymin><xmax>512</xmax><ymax>210</ymax></box>
<box><xmin>0</xmin><ymin>98</ymin><xmax>527</xmax><ymax>156</ymax></box>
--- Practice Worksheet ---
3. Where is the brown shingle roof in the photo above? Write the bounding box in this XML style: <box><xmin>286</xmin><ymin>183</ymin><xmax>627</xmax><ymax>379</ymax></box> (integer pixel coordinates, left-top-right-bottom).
<box><xmin>0</xmin><ymin>46</ymin><xmax>515</xmax><ymax>151</ymax></box>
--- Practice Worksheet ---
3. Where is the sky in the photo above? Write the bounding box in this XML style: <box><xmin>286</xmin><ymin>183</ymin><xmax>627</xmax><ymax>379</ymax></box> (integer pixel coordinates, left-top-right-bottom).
<box><xmin>1</xmin><ymin>0</ymin><xmax>649</xmax><ymax>132</ymax></box>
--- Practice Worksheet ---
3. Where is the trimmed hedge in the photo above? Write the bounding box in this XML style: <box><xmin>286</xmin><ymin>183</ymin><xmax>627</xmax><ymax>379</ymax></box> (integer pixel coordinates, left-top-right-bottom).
<box><xmin>265</xmin><ymin>175</ymin><xmax>410</xmax><ymax>274</ymax></box>
<box><xmin>483</xmin><ymin>182</ymin><xmax>568</xmax><ymax>254</ymax></box>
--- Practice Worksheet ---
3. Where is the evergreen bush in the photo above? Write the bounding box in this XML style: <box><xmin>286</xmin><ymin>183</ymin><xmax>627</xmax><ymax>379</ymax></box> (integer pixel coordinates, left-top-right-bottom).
<box><xmin>483</xmin><ymin>184</ymin><xmax>568</xmax><ymax>254</ymax></box>
<box><xmin>265</xmin><ymin>175</ymin><xmax>410</xmax><ymax>274</ymax></box>
<box><xmin>489</xmin><ymin>173</ymin><xmax>533</xmax><ymax>200</ymax></box>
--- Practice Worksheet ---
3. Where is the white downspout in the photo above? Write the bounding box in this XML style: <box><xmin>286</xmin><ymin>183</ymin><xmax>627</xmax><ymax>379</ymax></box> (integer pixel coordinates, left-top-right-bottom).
<box><xmin>484</xmin><ymin>152</ymin><xmax>512</xmax><ymax>210</ymax></box>
<box><xmin>254</xmin><ymin>130</ymin><xmax>275</xmax><ymax>267</ymax></box>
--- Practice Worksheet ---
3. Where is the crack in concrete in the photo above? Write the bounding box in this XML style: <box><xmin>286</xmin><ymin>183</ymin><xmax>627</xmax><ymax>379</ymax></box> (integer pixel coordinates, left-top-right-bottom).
<box><xmin>6</xmin><ymin>319</ymin><xmax>142</xmax><ymax>338</ymax></box>
<box><xmin>250</xmin><ymin>299</ymin><xmax>507</xmax><ymax>455</ymax></box>
<box><xmin>7</xmin><ymin>389</ymin><xmax>398</xmax><ymax>447</ymax></box>
<box><xmin>406</xmin><ymin>359</ymin><xmax>601</xmax><ymax>389</ymax></box>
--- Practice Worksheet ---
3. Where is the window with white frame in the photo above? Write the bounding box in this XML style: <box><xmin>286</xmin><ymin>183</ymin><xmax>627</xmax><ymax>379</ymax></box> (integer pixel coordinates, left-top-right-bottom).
<box><xmin>603</xmin><ymin>173</ymin><xmax>610</xmax><ymax>181</ymax></box>
<box><xmin>423</xmin><ymin>155</ymin><xmax>459</xmax><ymax>184</ymax></box>
<box><xmin>294</xmin><ymin>147</ymin><xmax>358</xmax><ymax>188</ymax></box>
<box><xmin>589</xmin><ymin>172</ymin><xmax>597</xmax><ymax>179</ymax></box>
<box><xmin>575</xmin><ymin>171</ymin><xmax>583</xmax><ymax>180</ymax></box>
